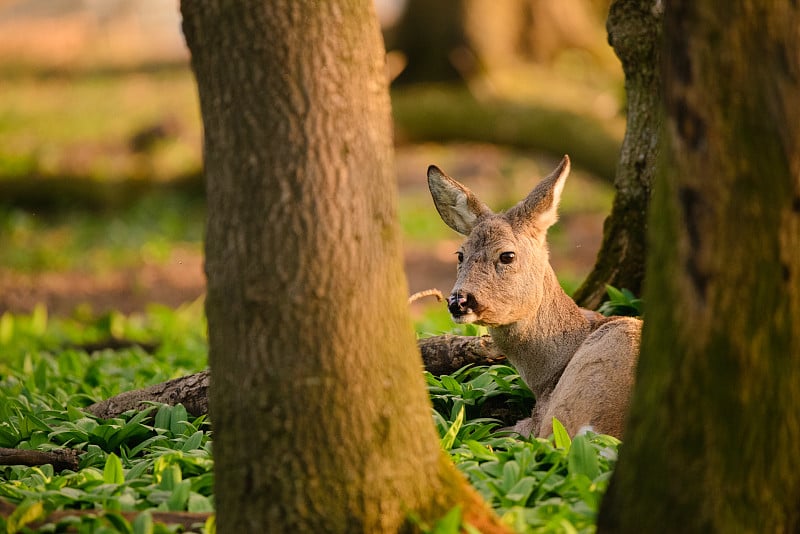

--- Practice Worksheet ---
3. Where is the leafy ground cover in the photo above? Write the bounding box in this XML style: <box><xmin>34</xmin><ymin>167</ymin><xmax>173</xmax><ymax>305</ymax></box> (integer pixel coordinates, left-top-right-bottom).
<box><xmin>0</xmin><ymin>305</ymin><xmax>619</xmax><ymax>533</ymax></box>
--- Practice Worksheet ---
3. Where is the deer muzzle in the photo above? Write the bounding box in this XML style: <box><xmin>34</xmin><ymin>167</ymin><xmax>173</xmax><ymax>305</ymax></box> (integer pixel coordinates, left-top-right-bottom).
<box><xmin>447</xmin><ymin>290</ymin><xmax>479</xmax><ymax>322</ymax></box>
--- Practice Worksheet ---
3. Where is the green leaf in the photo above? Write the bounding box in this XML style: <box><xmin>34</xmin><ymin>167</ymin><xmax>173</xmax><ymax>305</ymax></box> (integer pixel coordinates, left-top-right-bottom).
<box><xmin>7</xmin><ymin>498</ymin><xmax>47</xmax><ymax>534</ymax></box>
<box><xmin>203</xmin><ymin>514</ymin><xmax>216</xmax><ymax>534</ymax></box>
<box><xmin>440</xmin><ymin>376</ymin><xmax>462</xmax><ymax>394</ymax></box>
<box><xmin>0</xmin><ymin>312</ymin><xmax>13</xmax><ymax>344</ymax></box>
<box><xmin>465</xmin><ymin>440</ymin><xmax>497</xmax><ymax>461</ymax></box>
<box><xmin>501</xmin><ymin>461</ymin><xmax>521</xmax><ymax>491</ymax></box>
<box><xmin>440</xmin><ymin>406</ymin><xmax>464</xmax><ymax>450</ymax></box>
<box><xmin>165</xmin><ymin>480</ymin><xmax>191</xmax><ymax>511</ymax></box>
<box><xmin>605</xmin><ymin>285</ymin><xmax>626</xmax><ymax>303</ymax></box>
<box><xmin>431</xmin><ymin>506</ymin><xmax>462</xmax><ymax>534</ymax></box>
<box><xmin>159</xmin><ymin>464</ymin><xmax>182</xmax><ymax>491</ymax></box>
<box><xmin>552</xmin><ymin>418</ymin><xmax>571</xmax><ymax>451</ymax></box>
<box><xmin>169</xmin><ymin>404</ymin><xmax>189</xmax><ymax>436</ymax></box>
<box><xmin>104</xmin><ymin>512</ymin><xmax>134</xmax><ymax>534</ymax></box>
<box><xmin>33</xmin><ymin>360</ymin><xmax>48</xmax><ymax>394</ymax></box>
<box><xmin>103</xmin><ymin>453</ymin><xmax>125</xmax><ymax>484</ymax></box>
<box><xmin>132</xmin><ymin>511</ymin><xmax>153</xmax><ymax>534</ymax></box>
<box><xmin>31</xmin><ymin>303</ymin><xmax>48</xmax><ymax>336</ymax></box>
<box><xmin>181</xmin><ymin>430</ymin><xmax>204</xmax><ymax>452</ymax></box>
<box><xmin>154</xmin><ymin>406</ymin><xmax>171</xmax><ymax>431</ymax></box>
<box><xmin>187</xmin><ymin>492</ymin><xmax>214</xmax><ymax>513</ymax></box>
<box><xmin>568</xmin><ymin>435</ymin><xmax>600</xmax><ymax>480</ymax></box>
<box><xmin>124</xmin><ymin>460</ymin><xmax>150</xmax><ymax>482</ymax></box>
<box><xmin>504</xmin><ymin>476</ymin><xmax>537</xmax><ymax>504</ymax></box>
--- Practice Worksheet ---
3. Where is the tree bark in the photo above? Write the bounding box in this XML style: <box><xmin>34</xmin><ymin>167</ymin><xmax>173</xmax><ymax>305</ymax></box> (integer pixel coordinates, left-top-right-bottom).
<box><xmin>572</xmin><ymin>0</ymin><xmax>662</xmax><ymax>309</ymax></box>
<box><xmin>0</xmin><ymin>448</ymin><xmax>79</xmax><ymax>472</ymax></box>
<box><xmin>85</xmin><ymin>370</ymin><xmax>209</xmax><ymax>419</ymax></box>
<box><xmin>180</xmin><ymin>2</ymin><xmax>506</xmax><ymax>532</ymax></box>
<box><xmin>598</xmin><ymin>1</ymin><xmax>800</xmax><ymax>531</ymax></box>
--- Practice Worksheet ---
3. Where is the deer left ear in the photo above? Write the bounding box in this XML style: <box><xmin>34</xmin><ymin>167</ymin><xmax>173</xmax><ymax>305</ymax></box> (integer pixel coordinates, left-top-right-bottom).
<box><xmin>507</xmin><ymin>155</ymin><xmax>570</xmax><ymax>233</ymax></box>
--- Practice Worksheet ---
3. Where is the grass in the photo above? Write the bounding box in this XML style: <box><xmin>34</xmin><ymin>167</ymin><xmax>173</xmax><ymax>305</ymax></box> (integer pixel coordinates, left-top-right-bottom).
<box><xmin>0</xmin><ymin>305</ymin><xmax>619</xmax><ymax>533</ymax></box>
<box><xmin>0</xmin><ymin>193</ymin><xmax>204</xmax><ymax>274</ymax></box>
<box><xmin>0</xmin><ymin>68</ymin><xmax>201</xmax><ymax>183</ymax></box>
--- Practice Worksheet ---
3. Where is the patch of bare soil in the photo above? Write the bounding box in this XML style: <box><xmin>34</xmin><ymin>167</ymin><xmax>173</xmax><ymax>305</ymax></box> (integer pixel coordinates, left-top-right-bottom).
<box><xmin>0</xmin><ymin>226</ymin><xmax>602</xmax><ymax>317</ymax></box>
<box><xmin>0</xmin><ymin>249</ymin><xmax>205</xmax><ymax>316</ymax></box>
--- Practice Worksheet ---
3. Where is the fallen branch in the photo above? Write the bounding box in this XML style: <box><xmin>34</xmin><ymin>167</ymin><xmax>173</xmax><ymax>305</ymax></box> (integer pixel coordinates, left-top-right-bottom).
<box><xmin>417</xmin><ymin>334</ymin><xmax>505</xmax><ymax>375</ymax></box>
<box><xmin>84</xmin><ymin>335</ymin><xmax>503</xmax><ymax>420</ymax></box>
<box><xmin>0</xmin><ymin>448</ymin><xmax>80</xmax><ymax>472</ymax></box>
<box><xmin>86</xmin><ymin>370</ymin><xmax>210</xmax><ymax>419</ymax></box>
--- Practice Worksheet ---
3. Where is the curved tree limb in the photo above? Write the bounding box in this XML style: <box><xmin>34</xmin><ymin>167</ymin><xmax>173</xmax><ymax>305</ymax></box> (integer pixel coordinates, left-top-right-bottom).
<box><xmin>85</xmin><ymin>369</ymin><xmax>210</xmax><ymax>419</ymax></box>
<box><xmin>85</xmin><ymin>335</ymin><xmax>504</xmax><ymax>420</ymax></box>
<box><xmin>0</xmin><ymin>448</ymin><xmax>80</xmax><ymax>472</ymax></box>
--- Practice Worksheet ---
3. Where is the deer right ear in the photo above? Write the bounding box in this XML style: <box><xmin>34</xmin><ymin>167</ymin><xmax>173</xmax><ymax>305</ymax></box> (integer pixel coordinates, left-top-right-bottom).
<box><xmin>428</xmin><ymin>165</ymin><xmax>492</xmax><ymax>235</ymax></box>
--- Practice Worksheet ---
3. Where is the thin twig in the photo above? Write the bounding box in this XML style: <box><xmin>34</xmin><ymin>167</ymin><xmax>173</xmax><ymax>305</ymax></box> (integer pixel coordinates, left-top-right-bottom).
<box><xmin>408</xmin><ymin>288</ymin><xmax>445</xmax><ymax>304</ymax></box>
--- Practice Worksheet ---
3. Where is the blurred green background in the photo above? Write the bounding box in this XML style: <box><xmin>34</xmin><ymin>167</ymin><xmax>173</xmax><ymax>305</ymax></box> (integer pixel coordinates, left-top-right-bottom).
<box><xmin>0</xmin><ymin>0</ymin><xmax>623</xmax><ymax>327</ymax></box>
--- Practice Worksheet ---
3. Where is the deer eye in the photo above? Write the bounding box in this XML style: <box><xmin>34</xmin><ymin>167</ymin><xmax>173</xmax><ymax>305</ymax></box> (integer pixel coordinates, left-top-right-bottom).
<box><xmin>456</xmin><ymin>251</ymin><xmax>464</xmax><ymax>263</ymax></box>
<box><xmin>499</xmin><ymin>251</ymin><xmax>516</xmax><ymax>264</ymax></box>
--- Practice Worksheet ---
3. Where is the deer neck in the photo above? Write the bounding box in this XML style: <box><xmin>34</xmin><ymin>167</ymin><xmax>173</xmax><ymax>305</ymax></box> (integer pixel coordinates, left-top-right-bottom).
<box><xmin>488</xmin><ymin>268</ymin><xmax>590</xmax><ymax>400</ymax></box>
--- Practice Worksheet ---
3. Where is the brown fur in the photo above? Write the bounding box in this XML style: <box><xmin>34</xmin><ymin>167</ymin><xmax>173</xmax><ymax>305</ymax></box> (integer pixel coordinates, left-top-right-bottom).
<box><xmin>428</xmin><ymin>156</ymin><xmax>640</xmax><ymax>438</ymax></box>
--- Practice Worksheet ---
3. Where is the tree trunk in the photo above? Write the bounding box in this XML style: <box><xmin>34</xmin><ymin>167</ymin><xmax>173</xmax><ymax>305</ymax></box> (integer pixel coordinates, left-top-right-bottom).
<box><xmin>572</xmin><ymin>0</ymin><xmax>662</xmax><ymax>309</ymax></box>
<box><xmin>180</xmin><ymin>2</ymin><xmax>506</xmax><ymax>532</ymax></box>
<box><xmin>598</xmin><ymin>1</ymin><xmax>800</xmax><ymax>531</ymax></box>
<box><xmin>387</xmin><ymin>0</ymin><xmax>609</xmax><ymax>84</ymax></box>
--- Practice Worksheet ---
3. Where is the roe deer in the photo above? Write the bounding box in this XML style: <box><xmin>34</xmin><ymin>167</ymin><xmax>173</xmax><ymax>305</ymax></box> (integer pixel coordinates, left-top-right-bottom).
<box><xmin>427</xmin><ymin>155</ymin><xmax>641</xmax><ymax>439</ymax></box>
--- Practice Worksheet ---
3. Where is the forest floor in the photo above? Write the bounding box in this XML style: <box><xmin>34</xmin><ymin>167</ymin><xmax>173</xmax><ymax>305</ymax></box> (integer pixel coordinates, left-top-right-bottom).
<box><xmin>0</xmin><ymin>143</ymin><xmax>609</xmax><ymax>317</ymax></box>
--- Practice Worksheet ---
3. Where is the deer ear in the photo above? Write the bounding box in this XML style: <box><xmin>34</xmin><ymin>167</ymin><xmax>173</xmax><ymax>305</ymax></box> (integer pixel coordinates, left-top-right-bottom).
<box><xmin>427</xmin><ymin>165</ymin><xmax>492</xmax><ymax>235</ymax></box>
<box><xmin>506</xmin><ymin>155</ymin><xmax>570</xmax><ymax>234</ymax></box>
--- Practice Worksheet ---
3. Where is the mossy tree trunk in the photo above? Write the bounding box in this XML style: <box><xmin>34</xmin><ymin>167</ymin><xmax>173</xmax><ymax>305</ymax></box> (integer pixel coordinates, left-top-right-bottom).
<box><xmin>180</xmin><ymin>1</ymin><xmax>505</xmax><ymax>532</ymax></box>
<box><xmin>598</xmin><ymin>1</ymin><xmax>800</xmax><ymax>531</ymax></box>
<box><xmin>572</xmin><ymin>0</ymin><xmax>662</xmax><ymax>309</ymax></box>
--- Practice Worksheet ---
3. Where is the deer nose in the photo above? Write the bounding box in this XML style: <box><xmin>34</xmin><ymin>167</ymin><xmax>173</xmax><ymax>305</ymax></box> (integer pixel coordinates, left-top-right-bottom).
<box><xmin>448</xmin><ymin>291</ymin><xmax>478</xmax><ymax>316</ymax></box>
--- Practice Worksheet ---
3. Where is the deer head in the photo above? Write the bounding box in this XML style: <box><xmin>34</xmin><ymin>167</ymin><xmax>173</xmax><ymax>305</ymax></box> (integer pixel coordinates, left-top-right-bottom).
<box><xmin>427</xmin><ymin>156</ymin><xmax>570</xmax><ymax>327</ymax></box>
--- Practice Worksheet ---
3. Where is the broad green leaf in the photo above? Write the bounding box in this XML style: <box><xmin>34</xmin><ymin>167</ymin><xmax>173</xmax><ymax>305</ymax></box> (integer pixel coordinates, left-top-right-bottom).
<box><xmin>6</xmin><ymin>499</ymin><xmax>47</xmax><ymax>534</ymax></box>
<box><xmin>165</xmin><ymin>480</ymin><xmax>191</xmax><ymax>511</ymax></box>
<box><xmin>132</xmin><ymin>510</ymin><xmax>153</xmax><ymax>534</ymax></box>
<box><xmin>440</xmin><ymin>406</ymin><xmax>464</xmax><ymax>450</ymax></box>
<box><xmin>159</xmin><ymin>464</ymin><xmax>182</xmax><ymax>491</ymax></box>
<box><xmin>501</xmin><ymin>461</ymin><xmax>521</xmax><ymax>491</ymax></box>
<box><xmin>440</xmin><ymin>376</ymin><xmax>462</xmax><ymax>394</ymax></box>
<box><xmin>605</xmin><ymin>285</ymin><xmax>626</xmax><ymax>303</ymax></box>
<box><xmin>187</xmin><ymin>492</ymin><xmax>214</xmax><ymax>513</ymax></box>
<box><xmin>104</xmin><ymin>512</ymin><xmax>133</xmax><ymax>534</ymax></box>
<box><xmin>154</xmin><ymin>406</ymin><xmax>171</xmax><ymax>432</ymax></box>
<box><xmin>31</xmin><ymin>304</ymin><xmax>48</xmax><ymax>336</ymax></box>
<box><xmin>0</xmin><ymin>312</ymin><xmax>13</xmax><ymax>344</ymax></box>
<box><xmin>103</xmin><ymin>453</ymin><xmax>125</xmax><ymax>484</ymax></box>
<box><xmin>568</xmin><ymin>434</ymin><xmax>600</xmax><ymax>480</ymax></box>
<box><xmin>465</xmin><ymin>440</ymin><xmax>497</xmax><ymax>461</ymax></box>
<box><xmin>33</xmin><ymin>360</ymin><xmax>48</xmax><ymax>394</ymax></box>
<box><xmin>203</xmin><ymin>514</ymin><xmax>216</xmax><ymax>534</ymax></box>
<box><xmin>170</xmin><ymin>404</ymin><xmax>189</xmax><ymax>436</ymax></box>
<box><xmin>125</xmin><ymin>460</ymin><xmax>150</xmax><ymax>482</ymax></box>
<box><xmin>552</xmin><ymin>418</ymin><xmax>571</xmax><ymax>451</ymax></box>
<box><xmin>181</xmin><ymin>431</ymin><xmax>204</xmax><ymax>452</ymax></box>
<box><xmin>504</xmin><ymin>476</ymin><xmax>537</xmax><ymax>504</ymax></box>
<box><xmin>431</xmin><ymin>506</ymin><xmax>462</xmax><ymax>534</ymax></box>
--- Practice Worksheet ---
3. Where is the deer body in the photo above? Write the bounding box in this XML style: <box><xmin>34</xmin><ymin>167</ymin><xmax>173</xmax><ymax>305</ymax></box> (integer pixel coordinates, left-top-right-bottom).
<box><xmin>427</xmin><ymin>156</ymin><xmax>640</xmax><ymax>438</ymax></box>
